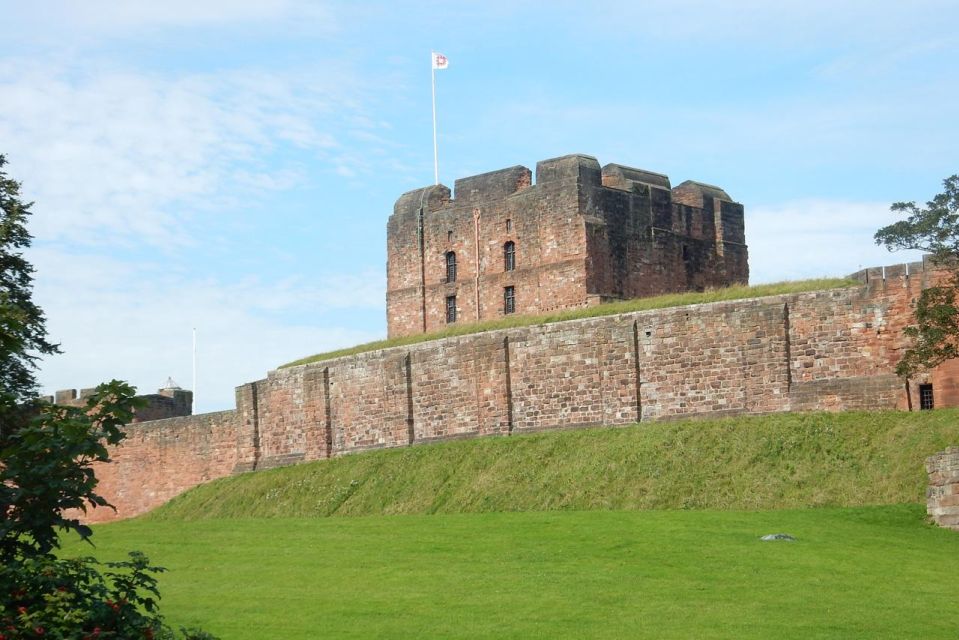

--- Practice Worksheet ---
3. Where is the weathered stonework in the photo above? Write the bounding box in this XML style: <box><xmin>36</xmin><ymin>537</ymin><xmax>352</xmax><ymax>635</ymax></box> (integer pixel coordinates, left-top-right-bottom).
<box><xmin>78</xmin><ymin>261</ymin><xmax>959</xmax><ymax>524</ymax></box>
<box><xmin>386</xmin><ymin>155</ymin><xmax>749</xmax><ymax>338</ymax></box>
<box><xmin>45</xmin><ymin>384</ymin><xmax>193</xmax><ymax>423</ymax></box>
<box><xmin>927</xmin><ymin>447</ymin><xmax>959</xmax><ymax>530</ymax></box>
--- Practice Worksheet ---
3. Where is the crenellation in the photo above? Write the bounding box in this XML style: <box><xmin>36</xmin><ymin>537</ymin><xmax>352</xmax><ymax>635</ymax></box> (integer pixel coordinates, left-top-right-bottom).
<box><xmin>534</xmin><ymin>153</ymin><xmax>602</xmax><ymax>186</ymax></box>
<box><xmin>453</xmin><ymin>165</ymin><xmax>531</xmax><ymax>205</ymax></box>
<box><xmin>46</xmin><ymin>383</ymin><xmax>193</xmax><ymax>423</ymax></box>
<box><xmin>601</xmin><ymin>164</ymin><xmax>671</xmax><ymax>192</ymax></box>
<box><xmin>848</xmin><ymin>260</ymin><xmax>927</xmax><ymax>284</ymax></box>
<box><xmin>54</xmin><ymin>388</ymin><xmax>78</xmax><ymax>404</ymax></box>
<box><xmin>671</xmin><ymin>180</ymin><xmax>733</xmax><ymax>209</ymax></box>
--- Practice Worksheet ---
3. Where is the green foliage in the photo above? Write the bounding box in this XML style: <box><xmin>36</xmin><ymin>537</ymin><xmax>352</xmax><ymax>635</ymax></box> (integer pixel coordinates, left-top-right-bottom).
<box><xmin>282</xmin><ymin>277</ymin><xmax>856</xmax><ymax>368</ymax></box>
<box><xmin>874</xmin><ymin>175</ymin><xmax>959</xmax><ymax>260</ymax></box>
<box><xmin>0</xmin><ymin>552</ymin><xmax>213</xmax><ymax>639</ymax></box>
<box><xmin>0</xmin><ymin>383</ymin><xmax>216</xmax><ymax>639</ymax></box>
<box><xmin>151</xmin><ymin>409</ymin><xmax>959</xmax><ymax>520</ymax></box>
<box><xmin>896</xmin><ymin>271</ymin><xmax>959</xmax><ymax>377</ymax></box>
<box><xmin>875</xmin><ymin>174</ymin><xmax>959</xmax><ymax>376</ymax></box>
<box><xmin>70</xmin><ymin>506</ymin><xmax>959</xmax><ymax>639</ymax></box>
<box><xmin>0</xmin><ymin>382</ymin><xmax>139</xmax><ymax>560</ymax></box>
<box><xmin>0</xmin><ymin>155</ymin><xmax>59</xmax><ymax>432</ymax></box>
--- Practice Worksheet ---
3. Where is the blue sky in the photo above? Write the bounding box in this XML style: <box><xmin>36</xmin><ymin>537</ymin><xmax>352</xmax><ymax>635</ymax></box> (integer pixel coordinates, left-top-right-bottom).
<box><xmin>1</xmin><ymin>0</ymin><xmax>955</xmax><ymax>412</ymax></box>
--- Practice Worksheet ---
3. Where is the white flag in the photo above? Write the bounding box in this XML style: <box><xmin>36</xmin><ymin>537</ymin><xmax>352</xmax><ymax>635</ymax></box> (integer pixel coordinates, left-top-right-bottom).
<box><xmin>432</xmin><ymin>52</ymin><xmax>449</xmax><ymax>70</ymax></box>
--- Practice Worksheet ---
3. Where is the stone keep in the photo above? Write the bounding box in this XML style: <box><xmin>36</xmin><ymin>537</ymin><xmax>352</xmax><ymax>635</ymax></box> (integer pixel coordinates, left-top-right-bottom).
<box><xmin>386</xmin><ymin>154</ymin><xmax>749</xmax><ymax>337</ymax></box>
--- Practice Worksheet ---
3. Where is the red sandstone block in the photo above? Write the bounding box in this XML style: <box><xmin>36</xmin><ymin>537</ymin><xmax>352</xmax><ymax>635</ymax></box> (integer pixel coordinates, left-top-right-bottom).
<box><xmin>937</xmin><ymin>494</ymin><xmax>959</xmax><ymax>508</ymax></box>
<box><xmin>935</xmin><ymin>513</ymin><xmax>959</xmax><ymax>527</ymax></box>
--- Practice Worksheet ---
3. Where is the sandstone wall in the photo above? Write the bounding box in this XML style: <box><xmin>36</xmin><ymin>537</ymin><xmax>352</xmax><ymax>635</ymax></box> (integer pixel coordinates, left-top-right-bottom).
<box><xmin>83</xmin><ymin>409</ymin><xmax>254</xmax><ymax>523</ymax></box>
<box><xmin>88</xmin><ymin>266</ymin><xmax>954</xmax><ymax>522</ymax></box>
<box><xmin>927</xmin><ymin>447</ymin><xmax>959</xmax><ymax>530</ymax></box>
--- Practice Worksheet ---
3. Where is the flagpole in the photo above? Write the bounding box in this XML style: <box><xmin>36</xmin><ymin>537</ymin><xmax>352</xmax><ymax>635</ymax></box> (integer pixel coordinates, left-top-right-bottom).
<box><xmin>192</xmin><ymin>327</ymin><xmax>196</xmax><ymax>414</ymax></box>
<box><xmin>431</xmin><ymin>51</ymin><xmax>439</xmax><ymax>185</ymax></box>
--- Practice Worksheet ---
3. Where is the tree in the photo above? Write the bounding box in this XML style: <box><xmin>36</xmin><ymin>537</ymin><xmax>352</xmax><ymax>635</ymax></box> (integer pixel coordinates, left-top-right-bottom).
<box><xmin>0</xmin><ymin>154</ymin><xmax>60</xmax><ymax>434</ymax></box>
<box><xmin>0</xmin><ymin>382</ymin><xmax>137</xmax><ymax>561</ymax></box>
<box><xmin>874</xmin><ymin>174</ymin><xmax>959</xmax><ymax>377</ymax></box>
<box><xmin>0</xmin><ymin>156</ymin><xmax>216</xmax><ymax>638</ymax></box>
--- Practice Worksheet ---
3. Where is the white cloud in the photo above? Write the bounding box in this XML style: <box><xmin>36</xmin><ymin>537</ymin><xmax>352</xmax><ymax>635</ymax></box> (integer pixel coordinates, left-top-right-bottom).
<box><xmin>746</xmin><ymin>199</ymin><xmax>926</xmax><ymax>282</ymax></box>
<box><xmin>0</xmin><ymin>58</ymin><xmax>377</xmax><ymax>247</ymax></box>
<box><xmin>0</xmin><ymin>18</ymin><xmax>403</xmax><ymax>416</ymax></box>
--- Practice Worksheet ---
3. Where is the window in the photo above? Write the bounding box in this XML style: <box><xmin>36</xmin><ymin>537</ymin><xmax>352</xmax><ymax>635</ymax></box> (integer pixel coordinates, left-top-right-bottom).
<box><xmin>682</xmin><ymin>244</ymin><xmax>689</xmax><ymax>260</ymax></box>
<box><xmin>447</xmin><ymin>230</ymin><xmax>453</xmax><ymax>242</ymax></box>
<box><xmin>446</xmin><ymin>295</ymin><xmax>457</xmax><ymax>323</ymax></box>
<box><xmin>504</xmin><ymin>286</ymin><xmax>515</xmax><ymax>314</ymax></box>
<box><xmin>445</xmin><ymin>251</ymin><xmax>457</xmax><ymax>283</ymax></box>
<box><xmin>919</xmin><ymin>384</ymin><xmax>935</xmax><ymax>410</ymax></box>
<box><xmin>504</xmin><ymin>241</ymin><xmax>515</xmax><ymax>272</ymax></box>
<box><xmin>506</xmin><ymin>218</ymin><xmax>512</xmax><ymax>233</ymax></box>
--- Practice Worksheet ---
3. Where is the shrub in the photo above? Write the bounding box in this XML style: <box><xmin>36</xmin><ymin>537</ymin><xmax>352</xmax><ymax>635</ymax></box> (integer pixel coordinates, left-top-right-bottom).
<box><xmin>0</xmin><ymin>383</ymin><xmax>218</xmax><ymax>639</ymax></box>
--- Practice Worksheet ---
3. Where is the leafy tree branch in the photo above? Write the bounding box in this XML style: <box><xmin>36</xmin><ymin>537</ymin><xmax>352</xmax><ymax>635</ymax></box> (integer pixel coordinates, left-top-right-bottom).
<box><xmin>875</xmin><ymin>174</ymin><xmax>959</xmax><ymax>377</ymax></box>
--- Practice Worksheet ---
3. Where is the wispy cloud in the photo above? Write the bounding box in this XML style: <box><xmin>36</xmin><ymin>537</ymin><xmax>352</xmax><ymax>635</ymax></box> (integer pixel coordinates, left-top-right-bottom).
<box><xmin>747</xmin><ymin>199</ymin><xmax>926</xmax><ymax>282</ymax></box>
<box><xmin>0</xmin><ymin>58</ymin><xmax>380</xmax><ymax>247</ymax></box>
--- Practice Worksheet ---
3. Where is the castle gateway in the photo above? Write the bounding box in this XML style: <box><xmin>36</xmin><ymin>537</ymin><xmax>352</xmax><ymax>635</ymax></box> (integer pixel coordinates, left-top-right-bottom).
<box><xmin>386</xmin><ymin>154</ymin><xmax>748</xmax><ymax>337</ymax></box>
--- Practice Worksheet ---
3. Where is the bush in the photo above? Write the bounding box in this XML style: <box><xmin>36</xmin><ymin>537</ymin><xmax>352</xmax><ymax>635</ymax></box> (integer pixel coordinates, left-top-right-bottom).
<box><xmin>0</xmin><ymin>383</ymin><xmax>218</xmax><ymax>639</ymax></box>
<box><xmin>0</xmin><ymin>553</ymin><xmax>214</xmax><ymax>639</ymax></box>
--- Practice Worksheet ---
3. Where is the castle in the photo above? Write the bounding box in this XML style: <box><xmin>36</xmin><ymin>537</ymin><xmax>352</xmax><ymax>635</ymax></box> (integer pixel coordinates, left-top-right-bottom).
<box><xmin>56</xmin><ymin>155</ymin><xmax>959</xmax><ymax>531</ymax></box>
<box><xmin>386</xmin><ymin>154</ymin><xmax>748</xmax><ymax>337</ymax></box>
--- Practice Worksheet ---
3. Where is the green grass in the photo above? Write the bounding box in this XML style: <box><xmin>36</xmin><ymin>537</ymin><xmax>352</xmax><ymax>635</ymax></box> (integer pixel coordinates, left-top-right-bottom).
<box><xmin>73</xmin><ymin>409</ymin><xmax>959</xmax><ymax>637</ymax></box>
<box><xmin>281</xmin><ymin>278</ymin><xmax>856</xmax><ymax>368</ymax></box>
<box><xmin>151</xmin><ymin>409</ymin><xmax>959</xmax><ymax>520</ymax></box>
<box><xmin>74</xmin><ymin>505</ymin><xmax>959</xmax><ymax>639</ymax></box>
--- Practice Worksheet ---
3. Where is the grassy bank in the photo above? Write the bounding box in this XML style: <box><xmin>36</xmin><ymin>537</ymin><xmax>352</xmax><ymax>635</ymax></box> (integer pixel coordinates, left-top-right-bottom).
<box><xmin>151</xmin><ymin>409</ymin><xmax>959</xmax><ymax>521</ymax></box>
<box><xmin>281</xmin><ymin>278</ymin><xmax>855</xmax><ymax>368</ymax></box>
<box><xmin>77</xmin><ymin>506</ymin><xmax>959</xmax><ymax>639</ymax></box>
<box><xmin>79</xmin><ymin>408</ymin><xmax>959</xmax><ymax>638</ymax></box>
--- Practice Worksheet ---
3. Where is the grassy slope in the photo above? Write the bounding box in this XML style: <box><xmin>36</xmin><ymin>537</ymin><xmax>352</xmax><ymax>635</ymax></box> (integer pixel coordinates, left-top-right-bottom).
<box><xmin>151</xmin><ymin>409</ymin><xmax>959</xmax><ymax>520</ymax></box>
<box><xmin>281</xmin><ymin>278</ymin><xmax>855</xmax><ymax>368</ymax></box>
<box><xmin>79</xmin><ymin>409</ymin><xmax>959</xmax><ymax>638</ymax></box>
<box><xmin>79</xmin><ymin>506</ymin><xmax>959</xmax><ymax>639</ymax></box>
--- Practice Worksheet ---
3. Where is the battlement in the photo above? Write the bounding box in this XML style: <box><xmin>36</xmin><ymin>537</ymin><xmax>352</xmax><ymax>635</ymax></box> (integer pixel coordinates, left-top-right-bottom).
<box><xmin>386</xmin><ymin>154</ymin><xmax>748</xmax><ymax>337</ymax></box>
<box><xmin>393</xmin><ymin>183</ymin><xmax>451</xmax><ymax>217</ymax></box>
<box><xmin>453</xmin><ymin>165</ymin><xmax>531</xmax><ymax>206</ymax></box>
<box><xmin>848</xmin><ymin>258</ymin><xmax>933</xmax><ymax>284</ymax></box>
<box><xmin>672</xmin><ymin>180</ymin><xmax>734</xmax><ymax>208</ymax></box>
<box><xmin>534</xmin><ymin>153</ymin><xmax>601</xmax><ymax>186</ymax></box>
<box><xmin>43</xmin><ymin>383</ymin><xmax>194</xmax><ymax>423</ymax></box>
<box><xmin>393</xmin><ymin>154</ymin><xmax>740</xmax><ymax>216</ymax></box>
<box><xmin>601</xmin><ymin>164</ymin><xmax>671</xmax><ymax>192</ymax></box>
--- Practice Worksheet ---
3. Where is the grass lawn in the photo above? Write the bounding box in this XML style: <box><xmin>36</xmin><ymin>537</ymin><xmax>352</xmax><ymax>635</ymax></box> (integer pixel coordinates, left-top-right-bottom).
<box><xmin>73</xmin><ymin>505</ymin><xmax>958</xmax><ymax>639</ymax></box>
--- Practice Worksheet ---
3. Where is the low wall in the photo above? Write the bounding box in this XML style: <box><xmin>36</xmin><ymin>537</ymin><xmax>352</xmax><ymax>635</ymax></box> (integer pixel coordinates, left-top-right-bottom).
<box><xmin>82</xmin><ymin>409</ymin><xmax>255</xmax><ymax>523</ymax></box>
<box><xmin>927</xmin><ymin>447</ymin><xmax>959</xmax><ymax>530</ymax></box>
<box><xmin>87</xmin><ymin>266</ymin><xmax>952</xmax><ymax>522</ymax></box>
